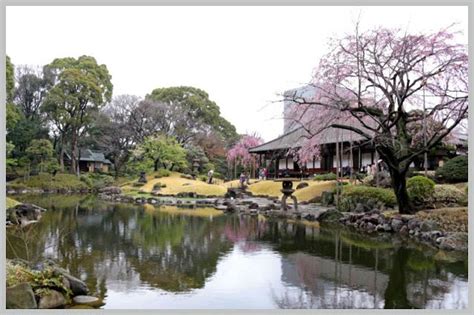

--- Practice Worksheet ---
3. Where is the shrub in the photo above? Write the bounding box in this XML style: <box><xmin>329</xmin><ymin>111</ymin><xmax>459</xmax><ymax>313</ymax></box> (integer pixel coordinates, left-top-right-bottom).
<box><xmin>198</xmin><ymin>175</ymin><xmax>208</xmax><ymax>182</ymax></box>
<box><xmin>80</xmin><ymin>175</ymin><xmax>93</xmax><ymax>187</ymax></box>
<box><xmin>435</xmin><ymin>156</ymin><xmax>468</xmax><ymax>183</ymax></box>
<box><xmin>10</xmin><ymin>173</ymin><xmax>88</xmax><ymax>190</ymax></box>
<box><xmin>313</xmin><ymin>172</ymin><xmax>337</xmax><ymax>181</ymax></box>
<box><xmin>6</xmin><ymin>260</ymin><xmax>72</xmax><ymax>299</ymax></box>
<box><xmin>362</xmin><ymin>174</ymin><xmax>374</xmax><ymax>186</ymax></box>
<box><xmin>132</xmin><ymin>182</ymin><xmax>145</xmax><ymax>187</ymax></box>
<box><xmin>212</xmin><ymin>171</ymin><xmax>223</xmax><ymax>179</ymax></box>
<box><xmin>154</xmin><ymin>169</ymin><xmax>171</xmax><ymax>178</ymax></box>
<box><xmin>84</xmin><ymin>173</ymin><xmax>115</xmax><ymax>189</ymax></box>
<box><xmin>339</xmin><ymin>185</ymin><xmax>396</xmax><ymax>212</ymax></box>
<box><xmin>434</xmin><ymin>185</ymin><xmax>466</xmax><ymax>204</ymax></box>
<box><xmin>407</xmin><ymin>175</ymin><xmax>435</xmax><ymax>204</ymax></box>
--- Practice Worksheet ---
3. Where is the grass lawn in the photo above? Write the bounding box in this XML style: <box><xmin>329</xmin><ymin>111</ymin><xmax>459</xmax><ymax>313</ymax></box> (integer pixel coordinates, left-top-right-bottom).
<box><xmin>8</xmin><ymin>173</ymin><xmax>88</xmax><ymax>190</ymax></box>
<box><xmin>6</xmin><ymin>197</ymin><xmax>20</xmax><ymax>209</ymax></box>
<box><xmin>121</xmin><ymin>171</ymin><xmax>336</xmax><ymax>201</ymax></box>
<box><xmin>247</xmin><ymin>180</ymin><xmax>336</xmax><ymax>202</ymax></box>
<box><xmin>122</xmin><ymin>171</ymin><xmax>227</xmax><ymax>196</ymax></box>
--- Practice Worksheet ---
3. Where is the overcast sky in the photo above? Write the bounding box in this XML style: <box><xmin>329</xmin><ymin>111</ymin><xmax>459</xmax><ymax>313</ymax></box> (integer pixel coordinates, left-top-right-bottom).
<box><xmin>6</xmin><ymin>6</ymin><xmax>468</xmax><ymax>142</ymax></box>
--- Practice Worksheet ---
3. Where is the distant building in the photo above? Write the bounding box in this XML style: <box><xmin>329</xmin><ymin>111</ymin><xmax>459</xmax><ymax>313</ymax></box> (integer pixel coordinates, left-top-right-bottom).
<box><xmin>65</xmin><ymin>149</ymin><xmax>112</xmax><ymax>173</ymax></box>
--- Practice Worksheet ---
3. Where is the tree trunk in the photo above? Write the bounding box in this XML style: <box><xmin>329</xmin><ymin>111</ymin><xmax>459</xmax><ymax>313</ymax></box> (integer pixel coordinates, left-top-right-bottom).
<box><xmin>59</xmin><ymin>136</ymin><xmax>65</xmax><ymax>172</ymax></box>
<box><xmin>71</xmin><ymin>129</ymin><xmax>78</xmax><ymax>175</ymax></box>
<box><xmin>390</xmin><ymin>169</ymin><xmax>413</xmax><ymax>214</ymax></box>
<box><xmin>154</xmin><ymin>159</ymin><xmax>159</xmax><ymax>171</ymax></box>
<box><xmin>384</xmin><ymin>247</ymin><xmax>412</xmax><ymax>309</ymax></box>
<box><xmin>114</xmin><ymin>162</ymin><xmax>120</xmax><ymax>179</ymax></box>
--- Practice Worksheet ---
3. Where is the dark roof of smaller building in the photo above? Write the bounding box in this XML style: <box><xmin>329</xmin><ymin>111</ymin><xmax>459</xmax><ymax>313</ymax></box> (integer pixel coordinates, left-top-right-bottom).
<box><xmin>65</xmin><ymin>149</ymin><xmax>112</xmax><ymax>164</ymax></box>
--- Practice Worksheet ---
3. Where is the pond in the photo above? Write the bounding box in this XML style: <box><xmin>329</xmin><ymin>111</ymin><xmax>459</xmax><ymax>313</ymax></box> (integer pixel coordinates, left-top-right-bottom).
<box><xmin>7</xmin><ymin>195</ymin><xmax>468</xmax><ymax>309</ymax></box>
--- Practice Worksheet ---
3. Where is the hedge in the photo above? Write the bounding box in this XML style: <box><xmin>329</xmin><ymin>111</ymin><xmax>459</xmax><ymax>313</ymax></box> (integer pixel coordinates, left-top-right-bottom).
<box><xmin>339</xmin><ymin>185</ymin><xmax>396</xmax><ymax>211</ymax></box>
<box><xmin>314</xmin><ymin>172</ymin><xmax>337</xmax><ymax>181</ymax></box>
<box><xmin>435</xmin><ymin>156</ymin><xmax>468</xmax><ymax>183</ymax></box>
<box><xmin>407</xmin><ymin>175</ymin><xmax>435</xmax><ymax>203</ymax></box>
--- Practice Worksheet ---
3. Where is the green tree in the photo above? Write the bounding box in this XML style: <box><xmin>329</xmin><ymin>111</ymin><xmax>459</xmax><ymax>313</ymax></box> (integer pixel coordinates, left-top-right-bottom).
<box><xmin>25</xmin><ymin>139</ymin><xmax>58</xmax><ymax>173</ymax></box>
<box><xmin>6</xmin><ymin>55</ymin><xmax>14</xmax><ymax>103</ymax></box>
<box><xmin>6</xmin><ymin>141</ymin><xmax>17</xmax><ymax>173</ymax></box>
<box><xmin>147</xmin><ymin>86</ymin><xmax>237</xmax><ymax>144</ymax></box>
<box><xmin>7</xmin><ymin>116</ymin><xmax>50</xmax><ymax>157</ymax></box>
<box><xmin>42</xmin><ymin>56</ymin><xmax>113</xmax><ymax>174</ymax></box>
<box><xmin>14</xmin><ymin>65</ymin><xmax>49</xmax><ymax>120</ymax></box>
<box><xmin>185</xmin><ymin>144</ymin><xmax>209</xmax><ymax>174</ymax></box>
<box><xmin>133</xmin><ymin>135</ymin><xmax>187</xmax><ymax>171</ymax></box>
<box><xmin>5</xmin><ymin>56</ymin><xmax>21</xmax><ymax>133</ymax></box>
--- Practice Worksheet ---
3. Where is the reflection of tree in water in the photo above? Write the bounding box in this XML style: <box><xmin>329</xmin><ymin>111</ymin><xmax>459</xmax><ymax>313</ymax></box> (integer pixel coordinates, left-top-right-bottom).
<box><xmin>223</xmin><ymin>215</ymin><xmax>268</xmax><ymax>253</ymax></box>
<box><xmin>6</xmin><ymin>196</ymin><xmax>468</xmax><ymax>309</ymax></box>
<box><xmin>128</xmin><ymin>208</ymin><xmax>232</xmax><ymax>291</ymax></box>
<box><xmin>7</xmin><ymin>197</ymin><xmax>234</xmax><ymax>295</ymax></box>
<box><xmin>263</xmin><ymin>221</ymin><xmax>467</xmax><ymax>309</ymax></box>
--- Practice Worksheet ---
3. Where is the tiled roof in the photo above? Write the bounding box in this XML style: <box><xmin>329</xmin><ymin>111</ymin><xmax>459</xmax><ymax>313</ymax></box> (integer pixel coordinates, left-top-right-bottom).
<box><xmin>65</xmin><ymin>149</ymin><xmax>112</xmax><ymax>164</ymax></box>
<box><xmin>249</xmin><ymin>126</ymin><xmax>368</xmax><ymax>153</ymax></box>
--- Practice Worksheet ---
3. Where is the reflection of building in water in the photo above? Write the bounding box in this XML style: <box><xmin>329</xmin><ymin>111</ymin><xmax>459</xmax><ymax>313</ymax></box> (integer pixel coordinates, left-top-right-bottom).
<box><xmin>279</xmin><ymin>252</ymin><xmax>387</xmax><ymax>308</ymax></box>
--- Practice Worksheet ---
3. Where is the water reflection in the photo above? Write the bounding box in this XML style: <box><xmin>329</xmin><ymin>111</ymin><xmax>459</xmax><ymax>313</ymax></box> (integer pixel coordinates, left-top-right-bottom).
<box><xmin>7</xmin><ymin>195</ymin><xmax>468</xmax><ymax>309</ymax></box>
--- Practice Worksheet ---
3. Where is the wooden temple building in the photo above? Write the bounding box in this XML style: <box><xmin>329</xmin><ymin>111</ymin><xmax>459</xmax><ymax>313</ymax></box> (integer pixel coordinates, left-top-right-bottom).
<box><xmin>248</xmin><ymin>85</ymin><xmax>468</xmax><ymax>179</ymax></box>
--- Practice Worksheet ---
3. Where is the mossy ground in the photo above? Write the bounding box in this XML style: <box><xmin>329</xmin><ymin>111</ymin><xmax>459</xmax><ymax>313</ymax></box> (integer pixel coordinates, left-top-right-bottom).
<box><xmin>8</xmin><ymin>173</ymin><xmax>88</xmax><ymax>190</ymax></box>
<box><xmin>416</xmin><ymin>207</ymin><xmax>468</xmax><ymax>233</ymax></box>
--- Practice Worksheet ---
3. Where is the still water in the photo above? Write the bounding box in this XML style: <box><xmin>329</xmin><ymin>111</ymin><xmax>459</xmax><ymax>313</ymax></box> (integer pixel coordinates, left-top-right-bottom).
<box><xmin>7</xmin><ymin>195</ymin><xmax>468</xmax><ymax>309</ymax></box>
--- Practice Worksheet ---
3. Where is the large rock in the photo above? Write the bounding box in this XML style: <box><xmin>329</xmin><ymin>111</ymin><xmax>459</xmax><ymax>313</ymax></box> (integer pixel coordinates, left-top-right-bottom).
<box><xmin>7</xmin><ymin>203</ymin><xmax>46</xmax><ymax>225</ymax></box>
<box><xmin>49</xmin><ymin>265</ymin><xmax>89</xmax><ymax>296</ymax></box>
<box><xmin>98</xmin><ymin>186</ymin><xmax>122</xmax><ymax>195</ymax></box>
<box><xmin>391</xmin><ymin>218</ymin><xmax>404</xmax><ymax>232</ymax></box>
<box><xmin>296</xmin><ymin>182</ymin><xmax>309</xmax><ymax>190</ymax></box>
<box><xmin>437</xmin><ymin>232</ymin><xmax>468</xmax><ymax>252</ymax></box>
<box><xmin>38</xmin><ymin>290</ymin><xmax>66</xmax><ymax>309</ymax></box>
<box><xmin>64</xmin><ymin>273</ymin><xmax>89</xmax><ymax>296</ymax></box>
<box><xmin>6</xmin><ymin>282</ymin><xmax>37</xmax><ymax>309</ymax></box>
<box><xmin>420</xmin><ymin>220</ymin><xmax>439</xmax><ymax>232</ymax></box>
<box><xmin>407</xmin><ymin>218</ymin><xmax>420</xmax><ymax>230</ymax></box>
<box><xmin>72</xmin><ymin>295</ymin><xmax>102</xmax><ymax>307</ymax></box>
<box><xmin>317</xmin><ymin>208</ymin><xmax>343</xmax><ymax>223</ymax></box>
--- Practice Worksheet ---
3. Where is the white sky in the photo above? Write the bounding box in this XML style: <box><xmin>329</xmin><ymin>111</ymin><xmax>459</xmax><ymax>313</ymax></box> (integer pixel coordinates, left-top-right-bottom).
<box><xmin>6</xmin><ymin>6</ymin><xmax>468</xmax><ymax>142</ymax></box>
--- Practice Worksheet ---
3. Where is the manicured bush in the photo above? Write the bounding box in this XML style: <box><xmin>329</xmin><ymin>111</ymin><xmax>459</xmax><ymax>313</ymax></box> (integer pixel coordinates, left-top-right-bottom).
<box><xmin>339</xmin><ymin>185</ymin><xmax>396</xmax><ymax>211</ymax></box>
<box><xmin>407</xmin><ymin>175</ymin><xmax>435</xmax><ymax>204</ymax></box>
<box><xmin>313</xmin><ymin>172</ymin><xmax>337</xmax><ymax>181</ymax></box>
<box><xmin>435</xmin><ymin>156</ymin><xmax>468</xmax><ymax>183</ymax></box>
<box><xmin>154</xmin><ymin>168</ymin><xmax>171</xmax><ymax>178</ymax></box>
<box><xmin>433</xmin><ymin>185</ymin><xmax>466</xmax><ymax>204</ymax></box>
<box><xmin>198</xmin><ymin>175</ymin><xmax>208</xmax><ymax>182</ymax></box>
<box><xmin>85</xmin><ymin>173</ymin><xmax>115</xmax><ymax>189</ymax></box>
